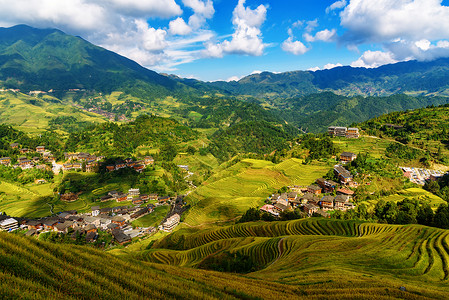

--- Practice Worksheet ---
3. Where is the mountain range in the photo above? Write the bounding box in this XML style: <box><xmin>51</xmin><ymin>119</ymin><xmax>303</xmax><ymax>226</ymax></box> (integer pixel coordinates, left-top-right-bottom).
<box><xmin>2</xmin><ymin>24</ymin><xmax>449</xmax><ymax>133</ymax></box>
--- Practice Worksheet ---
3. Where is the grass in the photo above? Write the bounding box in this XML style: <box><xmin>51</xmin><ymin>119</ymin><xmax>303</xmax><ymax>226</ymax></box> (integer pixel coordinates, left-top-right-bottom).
<box><xmin>183</xmin><ymin>158</ymin><xmax>329</xmax><ymax>226</ymax></box>
<box><xmin>132</xmin><ymin>205</ymin><xmax>170</xmax><ymax>228</ymax></box>
<box><xmin>0</xmin><ymin>92</ymin><xmax>106</xmax><ymax>134</ymax></box>
<box><xmin>332</xmin><ymin>136</ymin><xmax>390</xmax><ymax>159</ymax></box>
<box><xmin>134</xmin><ymin>219</ymin><xmax>449</xmax><ymax>299</ymax></box>
<box><xmin>0</xmin><ymin>181</ymin><xmax>54</xmax><ymax>217</ymax></box>
<box><xmin>361</xmin><ymin>188</ymin><xmax>447</xmax><ymax>210</ymax></box>
<box><xmin>3</xmin><ymin>219</ymin><xmax>449</xmax><ymax>299</ymax></box>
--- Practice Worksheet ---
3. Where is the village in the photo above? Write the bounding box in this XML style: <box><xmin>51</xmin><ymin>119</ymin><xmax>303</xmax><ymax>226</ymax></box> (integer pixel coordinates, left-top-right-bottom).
<box><xmin>261</xmin><ymin>152</ymin><xmax>358</xmax><ymax>218</ymax></box>
<box><xmin>0</xmin><ymin>186</ymin><xmax>185</xmax><ymax>246</ymax></box>
<box><xmin>0</xmin><ymin>142</ymin><xmax>155</xmax><ymax>176</ymax></box>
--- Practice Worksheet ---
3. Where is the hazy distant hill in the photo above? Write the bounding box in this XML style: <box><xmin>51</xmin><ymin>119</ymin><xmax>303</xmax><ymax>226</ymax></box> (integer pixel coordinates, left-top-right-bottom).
<box><xmin>209</xmin><ymin>59</ymin><xmax>449</xmax><ymax>99</ymax></box>
<box><xmin>0</xmin><ymin>25</ymin><xmax>179</xmax><ymax>94</ymax></box>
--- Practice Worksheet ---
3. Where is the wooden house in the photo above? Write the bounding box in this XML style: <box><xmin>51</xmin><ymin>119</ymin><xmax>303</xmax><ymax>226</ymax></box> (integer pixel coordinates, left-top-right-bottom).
<box><xmin>84</xmin><ymin>224</ymin><xmax>97</xmax><ymax>234</ymax></box>
<box><xmin>36</xmin><ymin>146</ymin><xmax>45</xmax><ymax>153</ymax></box>
<box><xmin>144</xmin><ymin>156</ymin><xmax>154</xmax><ymax>165</ymax></box>
<box><xmin>307</xmin><ymin>185</ymin><xmax>322</xmax><ymax>195</ymax></box>
<box><xmin>334</xmin><ymin>195</ymin><xmax>349</xmax><ymax>210</ymax></box>
<box><xmin>26</xmin><ymin>220</ymin><xmax>43</xmax><ymax>230</ymax></box>
<box><xmin>158</xmin><ymin>196</ymin><xmax>170</xmax><ymax>204</ymax></box>
<box><xmin>106</xmin><ymin>165</ymin><xmax>116</xmax><ymax>172</ymax></box>
<box><xmin>320</xmin><ymin>196</ymin><xmax>335</xmax><ymax>211</ymax></box>
<box><xmin>260</xmin><ymin>204</ymin><xmax>279</xmax><ymax>217</ymax></box>
<box><xmin>132</xmin><ymin>197</ymin><xmax>144</xmax><ymax>205</ymax></box>
<box><xmin>334</xmin><ymin>165</ymin><xmax>353</xmax><ymax>184</ymax></box>
<box><xmin>148</xmin><ymin>193</ymin><xmax>158</xmax><ymax>201</ymax></box>
<box><xmin>316</xmin><ymin>178</ymin><xmax>338</xmax><ymax>192</ymax></box>
<box><xmin>112</xmin><ymin>229</ymin><xmax>131</xmax><ymax>245</ymax></box>
<box><xmin>336</xmin><ymin>188</ymin><xmax>354</xmax><ymax>196</ymax></box>
<box><xmin>0</xmin><ymin>157</ymin><xmax>11</xmax><ymax>165</ymax></box>
<box><xmin>115</xmin><ymin>193</ymin><xmax>128</xmax><ymax>202</ymax></box>
<box><xmin>345</xmin><ymin>128</ymin><xmax>360</xmax><ymax>139</ymax></box>
<box><xmin>111</xmin><ymin>216</ymin><xmax>126</xmax><ymax>227</ymax></box>
<box><xmin>133</xmin><ymin>164</ymin><xmax>145</xmax><ymax>172</ymax></box>
<box><xmin>303</xmin><ymin>203</ymin><xmax>319</xmax><ymax>216</ymax></box>
<box><xmin>340</xmin><ymin>152</ymin><xmax>357</xmax><ymax>162</ymax></box>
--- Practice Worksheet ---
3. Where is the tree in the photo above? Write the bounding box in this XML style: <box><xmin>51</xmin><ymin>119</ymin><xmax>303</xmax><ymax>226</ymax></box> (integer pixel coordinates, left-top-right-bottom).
<box><xmin>417</xmin><ymin>203</ymin><xmax>434</xmax><ymax>226</ymax></box>
<box><xmin>434</xmin><ymin>204</ymin><xmax>449</xmax><ymax>229</ymax></box>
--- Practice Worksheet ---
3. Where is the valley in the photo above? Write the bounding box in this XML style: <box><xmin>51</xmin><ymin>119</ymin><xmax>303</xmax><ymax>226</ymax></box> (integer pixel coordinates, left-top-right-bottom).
<box><xmin>1</xmin><ymin>24</ymin><xmax>449</xmax><ymax>299</ymax></box>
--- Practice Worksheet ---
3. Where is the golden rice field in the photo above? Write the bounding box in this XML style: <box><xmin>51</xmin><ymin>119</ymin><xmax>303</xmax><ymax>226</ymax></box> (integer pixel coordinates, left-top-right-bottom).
<box><xmin>183</xmin><ymin>158</ymin><xmax>329</xmax><ymax>226</ymax></box>
<box><xmin>139</xmin><ymin>218</ymin><xmax>449</xmax><ymax>299</ymax></box>
<box><xmin>3</xmin><ymin>219</ymin><xmax>449</xmax><ymax>299</ymax></box>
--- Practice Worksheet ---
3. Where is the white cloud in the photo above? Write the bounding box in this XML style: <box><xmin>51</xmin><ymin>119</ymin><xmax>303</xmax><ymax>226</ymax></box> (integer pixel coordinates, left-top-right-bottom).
<box><xmin>308</xmin><ymin>66</ymin><xmax>321</xmax><ymax>72</ymax></box>
<box><xmin>341</xmin><ymin>0</ymin><xmax>449</xmax><ymax>44</ymax></box>
<box><xmin>304</xmin><ymin>29</ymin><xmax>337</xmax><ymax>43</ymax></box>
<box><xmin>281</xmin><ymin>37</ymin><xmax>309</xmax><ymax>55</ymax></box>
<box><xmin>292</xmin><ymin>20</ymin><xmax>303</xmax><ymax>28</ymax></box>
<box><xmin>183</xmin><ymin>0</ymin><xmax>215</xmax><ymax>29</ymax></box>
<box><xmin>204</xmin><ymin>0</ymin><xmax>268</xmax><ymax>57</ymax></box>
<box><xmin>99</xmin><ymin>0</ymin><xmax>182</xmax><ymax>18</ymax></box>
<box><xmin>415</xmin><ymin>39</ymin><xmax>431</xmax><ymax>51</ymax></box>
<box><xmin>326</xmin><ymin>0</ymin><xmax>347</xmax><ymax>14</ymax></box>
<box><xmin>250</xmin><ymin>70</ymin><xmax>262</xmax><ymax>75</ymax></box>
<box><xmin>305</xmin><ymin>19</ymin><xmax>318</xmax><ymax>33</ymax></box>
<box><xmin>323</xmin><ymin>63</ymin><xmax>343</xmax><ymax>69</ymax></box>
<box><xmin>169</xmin><ymin>17</ymin><xmax>192</xmax><ymax>35</ymax></box>
<box><xmin>339</xmin><ymin>0</ymin><xmax>449</xmax><ymax>67</ymax></box>
<box><xmin>0</xmin><ymin>0</ymin><xmax>221</xmax><ymax>72</ymax></box>
<box><xmin>350</xmin><ymin>50</ymin><xmax>397</xmax><ymax>68</ymax></box>
<box><xmin>226</xmin><ymin>75</ymin><xmax>242</xmax><ymax>82</ymax></box>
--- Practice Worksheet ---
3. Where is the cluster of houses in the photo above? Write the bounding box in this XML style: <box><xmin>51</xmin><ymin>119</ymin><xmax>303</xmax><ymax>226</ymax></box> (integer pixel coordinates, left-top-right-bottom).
<box><xmin>261</xmin><ymin>181</ymin><xmax>356</xmax><ymax>218</ymax></box>
<box><xmin>95</xmin><ymin>188</ymin><xmax>170</xmax><ymax>206</ymax></box>
<box><xmin>105</xmin><ymin>156</ymin><xmax>154</xmax><ymax>173</ymax></box>
<box><xmin>260</xmin><ymin>153</ymin><xmax>359</xmax><ymax>219</ymax></box>
<box><xmin>62</xmin><ymin>152</ymin><xmax>104</xmax><ymax>172</ymax></box>
<box><xmin>0</xmin><ymin>203</ymin><xmax>157</xmax><ymax>245</ymax></box>
<box><xmin>0</xmin><ymin>144</ymin><xmax>54</xmax><ymax>171</ymax></box>
<box><xmin>328</xmin><ymin>126</ymin><xmax>360</xmax><ymax>139</ymax></box>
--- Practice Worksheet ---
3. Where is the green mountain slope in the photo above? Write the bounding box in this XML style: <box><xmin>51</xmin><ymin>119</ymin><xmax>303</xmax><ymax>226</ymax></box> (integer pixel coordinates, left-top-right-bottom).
<box><xmin>140</xmin><ymin>219</ymin><xmax>449</xmax><ymax>298</ymax></box>
<box><xmin>209</xmin><ymin>58</ymin><xmax>449</xmax><ymax>99</ymax></box>
<box><xmin>0</xmin><ymin>25</ymin><xmax>179</xmax><ymax>95</ymax></box>
<box><xmin>279</xmin><ymin>93</ymin><xmax>449</xmax><ymax>132</ymax></box>
<box><xmin>3</xmin><ymin>220</ymin><xmax>449</xmax><ymax>299</ymax></box>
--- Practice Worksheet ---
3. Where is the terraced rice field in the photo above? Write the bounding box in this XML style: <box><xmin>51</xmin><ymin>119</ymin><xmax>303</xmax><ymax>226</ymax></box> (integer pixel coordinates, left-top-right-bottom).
<box><xmin>183</xmin><ymin>159</ymin><xmax>329</xmax><ymax>226</ymax></box>
<box><xmin>142</xmin><ymin>219</ymin><xmax>449</xmax><ymax>298</ymax></box>
<box><xmin>361</xmin><ymin>188</ymin><xmax>446</xmax><ymax>210</ymax></box>
<box><xmin>0</xmin><ymin>181</ymin><xmax>54</xmax><ymax>217</ymax></box>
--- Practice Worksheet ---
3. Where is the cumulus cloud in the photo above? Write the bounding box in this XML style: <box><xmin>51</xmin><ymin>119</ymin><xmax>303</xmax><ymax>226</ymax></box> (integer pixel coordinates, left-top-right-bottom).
<box><xmin>338</xmin><ymin>0</ymin><xmax>449</xmax><ymax>68</ymax></box>
<box><xmin>204</xmin><ymin>0</ymin><xmax>267</xmax><ymax>57</ymax></box>
<box><xmin>323</xmin><ymin>63</ymin><xmax>343</xmax><ymax>69</ymax></box>
<box><xmin>0</xmin><ymin>0</ymin><xmax>220</xmax><ymax>72</ymax></box>
<box><xmin>326</xmin><ymin>0</ymin><xmax>347</xmax><ymax>14</ymax></box>
<box><xmin>308</xmin><ymin>66</ymin><xmax>321</xmax><ymax>72</ymax></box>
<box><xmin>169</xmin><ymin>17</ymin><xmax>192</xmax><ymax>35</ymax></box>
<box><xmin>183</xmin><ymin>0</ymin><xmax>215</xmax><ymax>29</ymax></box>
<box><xmin>282</xmin><ymin>37</ymin><xmax>309</xmax><ymax>55</ymax></box>
<box><xmin>350</xmin><ymin>50</ymin><xmax>397</xmax><ymax>68</ymax></box>
<box><xmin>304</xmin><ymin>29</ymin><xmax>337</xmax><ymax>43</ymax></box>
<box><xmin>341</xmin><ymin>0</ymin><xmax>449</xmax><ymax>45</ymax></box>
<box><xmin>305</xmin><ymin>19</ymin><xmax>318</xmax><ymax>33</ymax></box>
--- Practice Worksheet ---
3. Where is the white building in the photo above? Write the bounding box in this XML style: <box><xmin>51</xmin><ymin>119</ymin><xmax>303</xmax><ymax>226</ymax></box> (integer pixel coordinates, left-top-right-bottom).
<box><xmin>0</xmin><ymin>218</ymin><xmax>19</xmax><ymax>231</ymax></box>
<box><xmin>159</xmin><ymin>214</ymin><xmax>180</xmax><ymax>232</ymax></box>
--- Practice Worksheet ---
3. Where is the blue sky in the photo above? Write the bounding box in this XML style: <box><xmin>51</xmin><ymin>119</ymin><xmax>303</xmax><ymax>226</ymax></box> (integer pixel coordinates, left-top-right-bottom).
<box><xmin>1</xmin><ymin>0</ymin><xmax>449</xmax><ymax>81</ymax></box>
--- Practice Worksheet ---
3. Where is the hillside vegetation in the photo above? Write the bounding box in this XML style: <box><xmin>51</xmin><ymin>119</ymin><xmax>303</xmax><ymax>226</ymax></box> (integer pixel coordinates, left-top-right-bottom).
<box><xmin>3</xmin><ymin>221</ymin><xmax>449</xmax><ymax>299</ymax></box>
<box><xmin>359</xmin><ymin>104</ymin><xmax>449</xmax><ymax>164</ymax></box>
<box><xmin>183</xmin><ymin>158</ymin><xmax>329</xmax><ymax>226</ymax></box>
<box><xmin>140</xmin><ymin>218</ymin><xmax>449</xmax><ymax>299</ymax></box>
